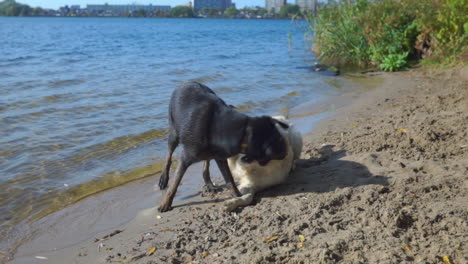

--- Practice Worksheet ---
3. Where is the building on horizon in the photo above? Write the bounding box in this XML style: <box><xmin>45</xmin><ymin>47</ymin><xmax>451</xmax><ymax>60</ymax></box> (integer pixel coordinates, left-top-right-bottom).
<box><xmin>193</xmin><ymin>0</ymin><xmax>233</xmax><ymax>12</ymax></box>
<box><xmin>296</xmin><ymin>0</ymin><xmax>317</xmax><ymax>12</ymax></box>
<box><xmin>265</xmin><ymin>0</ymin><xmax>286</xmax><ymax>14</ymax></box>
<box><xmin>86</xmin><ymin>4</ymin><xmax>170</xmax><ymax>16</ymax></box>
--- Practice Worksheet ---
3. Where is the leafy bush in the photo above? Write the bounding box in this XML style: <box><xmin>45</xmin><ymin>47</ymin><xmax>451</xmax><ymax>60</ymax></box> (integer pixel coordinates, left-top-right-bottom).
<box><xmin>278</xmin><ymin>4</ymin><xmax>301</xmax><ymax>19</ymax></box>
<box><xmin>413</xmin><ymin>0</ymin><xmax>468</xmax><ymax>64</ymax></box>
<box><xmin>169</xmin><ymin>6</ymin><xmax>194</xmax><ymax>18</ymax></box>
<box><xmin>379</xmin><ymin>52</ymin><xmax>408</xmax><ymax>71</ymax></box>
<box><xmin>224</xmin><ymin>7</ymin><xmax>238</xmax><ymax>18</ymax></box>
<box><xmin>311</xmin><ymin>1</ymin><xmax>370</xmax><ymax>66</ymax></box>
<box><xmin>311</xmin><ymin>0</ymin><xmax>467</xmax><ymax>70</ymax></box>
<box><xmin>0</xmin><ymin>0</ymin><xmax>32</xmax><ymax>16</ymax></box>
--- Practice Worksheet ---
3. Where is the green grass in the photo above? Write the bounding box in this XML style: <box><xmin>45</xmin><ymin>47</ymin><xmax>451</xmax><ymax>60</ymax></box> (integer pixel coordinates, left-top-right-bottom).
<box><xmin>311</xmin><ymin>0</ymin><xmax>467</xmax><ymax>71</ymax></box>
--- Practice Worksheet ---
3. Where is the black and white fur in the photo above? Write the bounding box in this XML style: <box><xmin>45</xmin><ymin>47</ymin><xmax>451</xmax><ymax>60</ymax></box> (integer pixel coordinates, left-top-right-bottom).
<box><xmin>224</xmin><ymin>116</ymin><xmax>303</xmax><ymax>211</ymax></box>
<box><xmin>158</xmin><ymin>82</ymin><xmax>289</xmax><ymax>212</ymax></box>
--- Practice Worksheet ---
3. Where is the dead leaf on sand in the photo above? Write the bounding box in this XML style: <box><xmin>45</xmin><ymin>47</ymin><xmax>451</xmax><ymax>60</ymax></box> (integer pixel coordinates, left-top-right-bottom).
<box><xmin>264</xmin><ymin>236</ymin><xmax>279</xmax><ymax>242</ymax></box>
<box><xmin>147</xmin><ymin>247</ymin><xmax>156</xmax><ymax>256</ymax></box>
<box><xmin>442</xmin><ymin>256</ymin><xmax>451</xmax><ymax>264</ymax></box>
<box><xmin>110</xmin><ymin>259</ymin><xmax>126</xmax><ymax>263</ymax></box>
<box><xmin>298</xmin><ymin>235</ymin><xmax>305</xmax><ymax>242</ymax></box>
<box><xmin>202</xmin><ymin>252</ymin><xmax>209</xmax><ymax>258</ymax></box>
<box><xmin>129</xmin><ymin>252</ymin><xmax>147</xmax><ymax>261</ymax></box>
<box><xmin>298</xmin><ymin>235</ymin><xmax>305</xmax><ymax>248</ymax></box>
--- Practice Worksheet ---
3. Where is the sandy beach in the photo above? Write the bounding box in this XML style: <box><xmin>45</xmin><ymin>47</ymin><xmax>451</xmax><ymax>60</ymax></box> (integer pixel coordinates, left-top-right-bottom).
<box><xmin>9</xmin><ymin>66</ymin><xmax>467</xmax><ymax>264</ymax></box>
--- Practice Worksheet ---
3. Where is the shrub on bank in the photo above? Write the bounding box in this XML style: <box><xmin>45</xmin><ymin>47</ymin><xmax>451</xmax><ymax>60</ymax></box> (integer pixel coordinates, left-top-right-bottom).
<box><xmin>311</xmin><ymin>0</ymin><xmax>467</xmax><ymax>70</ymax></box>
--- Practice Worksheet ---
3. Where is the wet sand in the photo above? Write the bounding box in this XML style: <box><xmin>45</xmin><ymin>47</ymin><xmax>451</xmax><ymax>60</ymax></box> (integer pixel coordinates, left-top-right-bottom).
<box><xmin>8</xmin><ymin>67</ymin><xmax>468</xmax><ymax>264</ymax></box>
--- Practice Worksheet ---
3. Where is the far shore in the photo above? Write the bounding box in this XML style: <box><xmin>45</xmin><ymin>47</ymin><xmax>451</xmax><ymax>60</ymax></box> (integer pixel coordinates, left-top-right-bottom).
<box><xmin>8</xmin><ymin>66</ymin><xmax>468</xmax><ymax>264</ymax></box>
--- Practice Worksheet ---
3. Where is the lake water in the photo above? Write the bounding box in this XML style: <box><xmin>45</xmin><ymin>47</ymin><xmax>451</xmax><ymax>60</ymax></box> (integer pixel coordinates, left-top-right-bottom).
<box><xmin>0</xmin><ymin>17</ymin><xmax>349</xmax><ymax>257</ymax></box>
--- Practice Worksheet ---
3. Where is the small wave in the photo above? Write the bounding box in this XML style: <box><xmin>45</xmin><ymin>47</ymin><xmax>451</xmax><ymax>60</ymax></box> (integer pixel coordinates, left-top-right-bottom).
<box><xmin>166</xmin><ymin>68</ymin><xmax>196</xmax><ymax>76</ymax></box>
<box><xmin>0</xmin><ymin>160</ymin><xmax>165</xmax><ymax>263</ymax></box>
<box><xmin>0</xmin><ymin>72</ymin><xmax>13</xmax><ymax>78</ymax></box>
<box><xmin>5</xmin><ymin>55</ymin><xmax>37</xmax><ymax>62</ymax></box>
<box><xmin>0</xmin><ymin>56</ymin><xmax>38</xmax><ymax>68</ymax></box>
<box><xmin>211</xmin><ymin>54</ymin><xmax>237</xmax><ymax>59</ymax></box>
<box><xmin>0</xmin><ymin>161</ymin><xmax>166</xmax><ymax>242</ymax></box>
<box><xmin>233</xmin><ymin>101</ymin><xmax>261</xmax><ymax>112</ymax></box>
<box><xmin>234</xmin><ymin>90</ymin><xmax>301</xmax><ymax>114</ymax></box>
<box><xmin>60</xmin><ymin>58</ymin><xmax>83</xmax><ymax>64</ymax></box>
<box><xmin>47</xmin><ymin>79</ymin><xmax>85</xmax><ymax>88</ymax></box>
<box><xmin>57</xmin><ymin>51</ymin><xmax>88</xmax><ymax>57</ymax></box>
<box><xmin>42</xmin><ymin>94</ymin><xmax>70</xmax><ymax>103</ymax></box>
<box><xmin>69</xmin><ymin>128</ymin><xmax>169</xmax><ymax>164</ymax></box>
<box><xmin>31</xmin><ymin>161</ymin><xmax>165</xmax><ymax>222</ymax></box>
<box><xmin>190</xmin><ymin>73</ymin><xmax>224</xmax><ymax>84</ymax></box>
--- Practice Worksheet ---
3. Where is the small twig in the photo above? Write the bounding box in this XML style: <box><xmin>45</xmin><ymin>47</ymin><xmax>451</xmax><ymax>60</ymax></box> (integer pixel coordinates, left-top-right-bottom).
<box><xmin>95</xmin><ymin>230</ymin><xmax>123</xmax><ymax>242</ymax></box>
<box><xmin>137</xmin><ymin>235</ymin><xmax>145</xmax><ymax>246</ymax></box>
<box><xmin>275</xmin><ymin>211</ymin><xmax>285</xmax><ymax>220</ymax></box>
<box><xmin>129</xmin><ymin>252</ymin><xmax>147</xmax><ymax>261</ymax></box>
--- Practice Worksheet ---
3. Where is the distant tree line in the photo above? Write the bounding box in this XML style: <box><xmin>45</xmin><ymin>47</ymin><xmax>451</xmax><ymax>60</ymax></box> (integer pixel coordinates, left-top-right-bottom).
<box><xmin>0</xmin><ymin>0</ymin><xmax>310</xmax><ymax>19</ymax></box>
<box><xmin>0</xmin><ymin>0</ymin><xmax>32</xmax><ymax>16</ymax></box>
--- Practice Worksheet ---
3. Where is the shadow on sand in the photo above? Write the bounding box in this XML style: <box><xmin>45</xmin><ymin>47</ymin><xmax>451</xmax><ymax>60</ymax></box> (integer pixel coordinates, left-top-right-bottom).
<box><xmin>170</xmin><ymin>145</ymin><xmax>389</xmax><ymax>209</ymax></box>
<box><xmin>254</xmin><ymin>145</ymin><xmax>389</xmax><ymax>207</ymax></box>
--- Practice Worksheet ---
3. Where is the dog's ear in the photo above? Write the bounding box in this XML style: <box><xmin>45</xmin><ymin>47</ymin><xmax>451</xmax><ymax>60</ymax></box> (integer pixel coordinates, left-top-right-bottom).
<box><xmin>272</xmin><ymin>118</ymin><xmax>289</xmax><ymax>130</ymax></box>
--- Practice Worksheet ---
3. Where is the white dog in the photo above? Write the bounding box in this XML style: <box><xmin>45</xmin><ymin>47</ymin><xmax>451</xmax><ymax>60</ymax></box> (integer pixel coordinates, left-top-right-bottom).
<box><xmin>224</xmin><ymin>116</ymin><xmax>303</xmax><ymax>211</ymax></box>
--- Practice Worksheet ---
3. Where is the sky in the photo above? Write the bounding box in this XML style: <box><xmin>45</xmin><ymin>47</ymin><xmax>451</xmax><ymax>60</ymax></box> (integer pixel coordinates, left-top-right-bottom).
<box><xmin>18</xmin><ymin>0</ymin><xmax>266</xmax><ymax>9</ymax></box>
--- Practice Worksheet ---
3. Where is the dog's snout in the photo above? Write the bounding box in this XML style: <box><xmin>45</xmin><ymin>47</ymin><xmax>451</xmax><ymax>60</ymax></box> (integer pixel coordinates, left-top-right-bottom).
<box><xmin>258</xmin><ymin>159</ymin><xmax>270</xmax><ymax>166</ymax></box>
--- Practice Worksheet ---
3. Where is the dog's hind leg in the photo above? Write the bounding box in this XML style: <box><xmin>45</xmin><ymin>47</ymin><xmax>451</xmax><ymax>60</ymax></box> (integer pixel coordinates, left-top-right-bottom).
<box><xmin>202</xmin><ymin>160</ymin><xmax>222</xmax><ymax>193</ymax></box>
<box><xmin>215</xmin><ymin>159</ymin><xmax>241</xmax><ymax>197</ymax></box>
<box><xmin>158</xmin><ymin>130</ymin><xmax>179</xmax><ymax>190</ymax></box>
<box><xmin>158</xmin><ymin>151</ymin><xmax>193</xmax><ymax>212</ymax></box>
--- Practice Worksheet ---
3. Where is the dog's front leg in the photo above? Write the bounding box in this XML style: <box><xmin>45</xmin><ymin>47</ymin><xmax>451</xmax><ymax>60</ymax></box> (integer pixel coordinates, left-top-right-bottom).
<box><xmin>159</xmin><ymin>131</ymin><xmax>179</xmax><ymax>190</ymax></box>
<box><xmin>202</xmin><ymin>160</ymin><xmax>222</xmax><ymax>193</ymax></box>
<box><xmin>215</xmin><ymin>159</ymin><xmax>241</xmax><ymax>197</ymax></box>
<box><xmin>223</xmin><ymin>186</ymin><xmax>254</xmax><ymax>212</ymax></box>
<box><xmin>158</xmin><ymin>152</ymin><xmax>192</xmax><ymax>212</ymax></box>
<box><xmin>223</xmin><ymin>193</ymin><xmax>254</xmax><ymax>212</ymax></box>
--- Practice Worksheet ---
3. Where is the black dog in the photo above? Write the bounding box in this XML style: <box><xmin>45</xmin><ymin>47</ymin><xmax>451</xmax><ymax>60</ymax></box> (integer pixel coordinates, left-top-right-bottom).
<box><xmin>158</xmin><ymin>82</ymin><xmax>288</xmax><ymax>212</ymax></box>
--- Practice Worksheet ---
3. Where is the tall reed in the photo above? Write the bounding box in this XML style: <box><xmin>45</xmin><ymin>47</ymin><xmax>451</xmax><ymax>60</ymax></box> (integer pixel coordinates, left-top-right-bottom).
<box><xmin>311</xmin><ymin>0</ymin><xmax>467</xmax><ymax>70</ymax></box>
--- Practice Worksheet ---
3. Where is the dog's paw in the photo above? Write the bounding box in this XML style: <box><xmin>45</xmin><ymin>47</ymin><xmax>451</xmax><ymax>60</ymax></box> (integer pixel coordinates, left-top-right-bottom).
<box><xmin>223</xmin><ymin>198</ymin><xmax>242</xmax><ymax>212</ymax></box>
<box><xmin>203</xmin><ymin>184</ymin><xmax>223</xmax><ymax>193</ymax></box>
<box><xmin>224</xmin><ymin>193</ymin><xmax>254</xmax><ymax>212</ymax></box>
<box><xmin>158</xmin><ymin>203</ymin><xmax>172</xmax><ymax>213</ymax></box>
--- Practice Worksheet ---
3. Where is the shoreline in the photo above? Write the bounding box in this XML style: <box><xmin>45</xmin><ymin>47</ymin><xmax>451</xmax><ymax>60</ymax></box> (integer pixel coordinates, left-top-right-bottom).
<box><xmin>5</xmin><ymin>72</ymin><xmax>382</xmax><ymax>264</ymax></box>
<box><xmin>8</xmin><ymin>67</ymin><xmax>468</xmax><ymax>263</ymax></box>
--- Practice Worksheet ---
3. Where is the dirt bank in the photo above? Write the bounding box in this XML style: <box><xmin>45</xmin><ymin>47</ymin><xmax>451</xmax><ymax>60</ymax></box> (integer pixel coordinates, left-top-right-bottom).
<box><xmin>11</xmin><ymin>67</ymin><xmax>467</xmax><ymax>264</ymax></box>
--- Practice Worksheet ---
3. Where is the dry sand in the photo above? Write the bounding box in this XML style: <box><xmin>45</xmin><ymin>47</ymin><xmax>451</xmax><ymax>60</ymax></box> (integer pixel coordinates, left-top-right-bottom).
<box><xmin>9</xmin><ymin>67</ymin><xmax>468</xmax><ymax>264</ymax></box>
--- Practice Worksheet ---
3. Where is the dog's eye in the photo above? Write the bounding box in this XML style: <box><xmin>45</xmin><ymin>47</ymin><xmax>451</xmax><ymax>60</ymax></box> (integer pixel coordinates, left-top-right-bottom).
<box><xmin>241</xmin><ymin>156</ymin><xmax>253</xmax><ymax>163</ymax></box>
